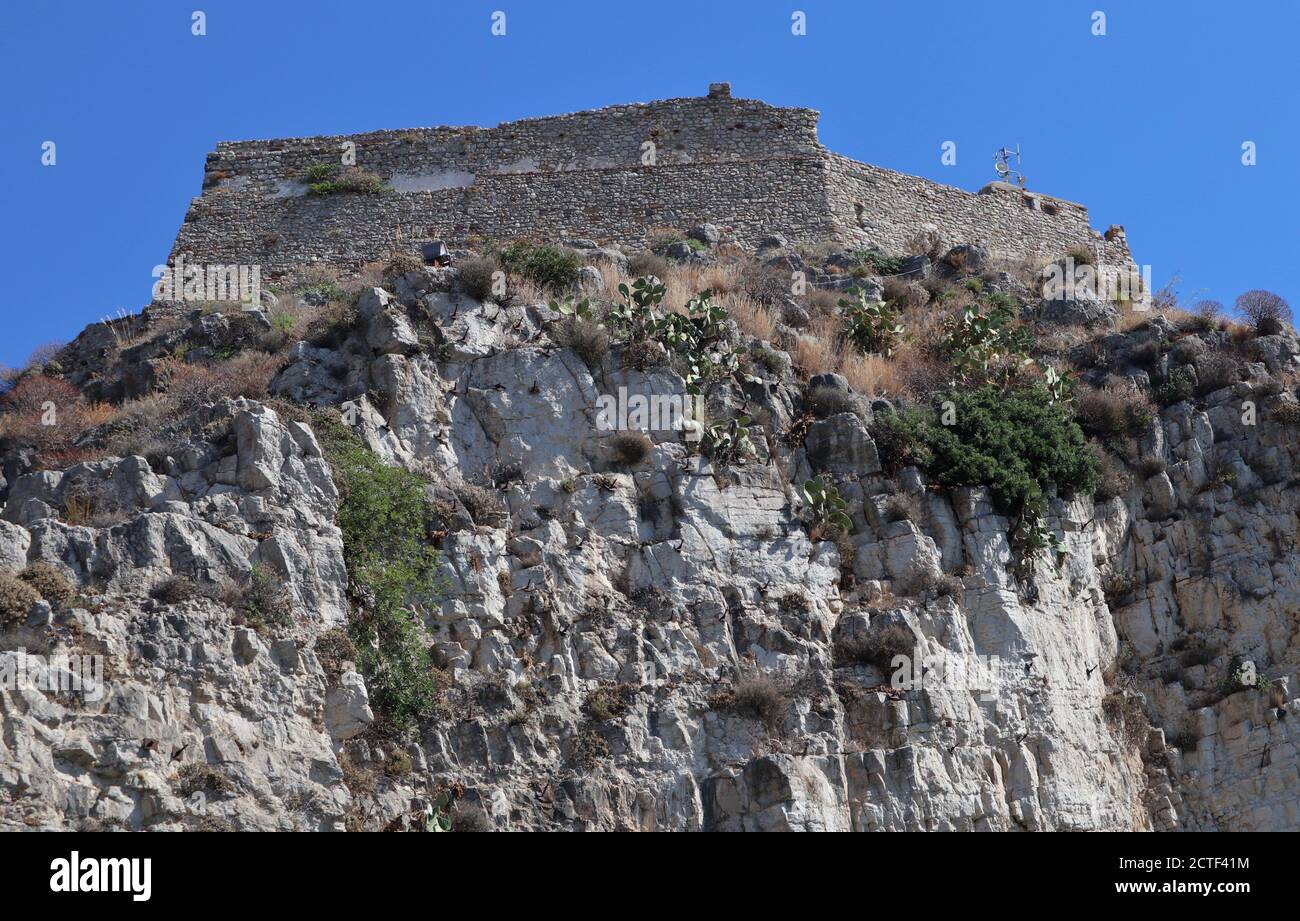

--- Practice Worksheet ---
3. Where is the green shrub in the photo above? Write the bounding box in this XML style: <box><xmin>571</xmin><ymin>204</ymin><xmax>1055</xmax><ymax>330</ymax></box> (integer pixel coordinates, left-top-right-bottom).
<box><xmin>869</xmin><ymin>407</ymin><xmax>934</xmax><ymax>473</ymax></box>
<box><xmin>875</xmin><ymin>385</ymin><xmax>1098</xmax><ymax>553</ymax></box>
<box><xmin>498</xmin><ymin>241</ymin><xmax>581</xmax><ymax>292</ymax></box>
<box><xmin>307</xmin><ymin>167</ymin><xmax>388</xmax><ymax>196</ymax></box>
<box><xmin>839</xmin><ymin>291</ymin><xmax>903</xmax><ymax>357</ymax></box>
<box><xmin>314</xmin><ymin>411</ymin><xmax>444</xmax><ymax>730</ymax></box>
<box><xmin>925</xmin><ymin>385</ymin><xmax>1099</xmax><ymax>519</ymax></box>
<box><xmin>1153</xmin><ymin>366</ymin><xmax>1196</xmax><ymax>406</ymax></box>
<box><xmin>852</xmin><ymin>250</ymin><xmax>903</xmax><ymax>276</ymax></box>
<box><xmin>801</xmin><ymin>476</ymin><xmax>852</xmax><ymax>539</ymax></box>
<box><xmin>303</xmin><ymin>163</ymin><xmax>338</xmax><ymax>183</ymax></box>
<box><xmin>240</xmin><ymin>563</ymin><xmax>292</xmax><ymax>629</ymax></box>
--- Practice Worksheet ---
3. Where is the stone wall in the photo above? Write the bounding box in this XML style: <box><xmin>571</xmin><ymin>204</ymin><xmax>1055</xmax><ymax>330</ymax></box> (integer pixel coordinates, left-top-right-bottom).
<box><xmin>823</xmin><ymin>153</ymin><xmax>1134</xmax><ymax>270</ymax></box>
<box><xmin>197</xmin><ymin>95</ymin><xmax>820</xmax><ymax>203</ymax></box>
<box><xmin>177</xmin><ymin>157</ymin><xmax>837</xmax><ymax>269</ymax></box>
<box><xmin>171</xmin><ymin>89</ymin><xmax>1134</xmax><ymax>278</ymax></box>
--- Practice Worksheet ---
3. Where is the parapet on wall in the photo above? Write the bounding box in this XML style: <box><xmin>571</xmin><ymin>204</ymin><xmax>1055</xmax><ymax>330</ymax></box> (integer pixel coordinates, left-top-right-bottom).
<box><xmin>170</xmin><ymin>89</ymin><xmax>1134</xmax><ymax>279</ymax></box>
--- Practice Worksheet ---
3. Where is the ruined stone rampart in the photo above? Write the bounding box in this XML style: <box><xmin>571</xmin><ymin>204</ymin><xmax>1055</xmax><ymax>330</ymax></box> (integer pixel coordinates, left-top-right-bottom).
<box><xmin>171</xmin><ymin>88</ymin><xmax>1134</xmax><ymax>277</ymax></box>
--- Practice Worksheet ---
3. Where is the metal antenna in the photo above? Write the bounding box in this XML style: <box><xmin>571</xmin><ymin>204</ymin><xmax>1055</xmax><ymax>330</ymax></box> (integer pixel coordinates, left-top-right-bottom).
<box><xmin>994</xmin><ymin>145</ymin><xmax>1026</xmax><ymax>188</ymax></box>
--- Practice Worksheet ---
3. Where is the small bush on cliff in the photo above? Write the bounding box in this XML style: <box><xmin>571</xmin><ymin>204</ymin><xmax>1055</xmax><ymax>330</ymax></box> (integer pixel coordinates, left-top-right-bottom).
<box><xmin>609</xmin><ymin>431</ymin><xmax>653</xmax><ymax>467</ymax></box>
<box><xmin>1152</xmin><ymin>365</ymin><xmax>1196</xmax><ymax>406</ymax></box>
<box><xmin>0</xmin><ymin>574</ymin><xmax>40</xmax><ymax>626</ymax></box>
<box><xmin>801</xmin><ymin>476</ymin><xmax>852</xmax><ymax>540</ymax></box>
<box><xmin>807</xmin><ymin>385</ymin><xmax>864</xmax><ymax>419</ymax></box>
<box><xmin>627</xmin><ymin>251</ymin><xmax>669</xmax><ymax>281</ymax></box>
<box><xmin>150</xmin><ymin>574</ymin><xmax>198</xmax><ymax>605</ymax></box>
<box><xmin>18</xmin><ymin>562</ymin><xmax>75</xmax><ymax>609</ymax></box>
<box><xmin>584</xmin><ymin>682</ymin><xmax>637</xmax><ymax>722</ymax></box>
<box><xmin>0</xmin><ymin>374</ymin><xmax>110</xmax><ymax>464</ymax></box>
<box><xmin>554</xmin><ymin>317</ymin><xmax>609</xmax><ymax>368</ymax></box>
<box><xmin>836</xmin><ymin>621</ymin><xmax>914</xmax><ymax>670</ymax></box>
<box><xmin>872</xmin><ymin>385</ymin><xmax>1098</xmax><ymax>555</ymax></box>
<box><xmin>314</xmin><ymin>411</ymin><xmax>445</xmax><ymax>730</ymax></box>
<box><xmin>713</xmin><ymin>673</ymin><xmax>787</xmax><ymax>731</ymax></box>
<box><xmin>458</xmin><ymin>256</ymin><xmax>500</xmax><ymax>302</ymax></box>
<box><xmin>1075</xmin><ymin>384</ymin><xmax>1154</xmax><ymax>439</ymax></box>
<box><xmin>839</xmin><ymin>291</ymin><xmax>903</xmax><ymax>357</ymax></box>
<box><xmin>306</xmin><ymin>167</ymin><xmax>388</xmax><ymax>196</ymax></box>
<box><xmin>1236</xmin><ymin>289</ymin><xmax>1289</xmax><ymax>335</ymax></box>
<box><xmin>303</xmin><ymin>163</ymin><xmax>338</xmax><ymax>183</ymax></box>
<box><xmin>853</xmin><ymin>249</ymin><xmax>903</xmax><ymax>277</ymax></box>
<box><xmin>498</xmin><ymin>241</ymin><xmax>581</xmax><ymax>292</ymax></box>
<box><xmin>924</xmin><ymin>385</ymin><xmax>1099</xmax><ymax>523</ymax></box>
<box><xmin>238</xmin><ymin>563</ymin><xmax>292</xmax><ymax>630</ymax></box>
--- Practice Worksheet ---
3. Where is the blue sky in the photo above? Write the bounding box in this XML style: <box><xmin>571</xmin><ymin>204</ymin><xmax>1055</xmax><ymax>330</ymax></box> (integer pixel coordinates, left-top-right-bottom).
<box><xmin>2</xmin><ymin>0</ymin><xmax>1296</xmax><ymax>369</ymax></box>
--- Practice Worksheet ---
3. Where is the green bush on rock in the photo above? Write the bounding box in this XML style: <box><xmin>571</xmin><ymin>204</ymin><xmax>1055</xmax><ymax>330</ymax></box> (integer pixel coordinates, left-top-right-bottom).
<box><xmin>314</xmin><ymin>411</ymin><xmax>445</xmax><ymax>730</ymax></box>
<box><xmin>872</xmin><ymin>384</ymin><xmax>1099</xmax><ymax>555</ymax></box>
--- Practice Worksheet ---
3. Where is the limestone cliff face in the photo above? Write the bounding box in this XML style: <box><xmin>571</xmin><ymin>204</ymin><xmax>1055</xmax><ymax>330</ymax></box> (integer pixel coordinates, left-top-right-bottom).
<box><xmin>1</xmin><ymin>258</ymin><xmax>1296</xmax><ymax>832</ymax></box>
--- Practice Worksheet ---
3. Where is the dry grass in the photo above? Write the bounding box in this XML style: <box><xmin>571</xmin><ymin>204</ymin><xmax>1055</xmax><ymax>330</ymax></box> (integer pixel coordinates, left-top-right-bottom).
<box><xmin>721</xmin><ymin>291</ymin><xmax>777</xmax><ymax>342</ymax></box>
<box><xmin>594</xmin><ymin>259</ymin><xmax>627</xmax><ymax>297</ymax></box>
<box><xmin>0</xmin><ymin>375</ymin><xmax>119</xmax><ymax>465</ymax></box>
<box><xmin>658</xmin><ymin>262</ymin><xmax>743</xmax><ymax>315</ymax></box>
<box><xmin>505</xmin><ymin>273</ymin><xmax>547</xmax><ymax>306</ymax></box>
<box><xmin>839</xmin><ymin>353</ymin><xmax>906</xmax><ymax>399</ymax></box>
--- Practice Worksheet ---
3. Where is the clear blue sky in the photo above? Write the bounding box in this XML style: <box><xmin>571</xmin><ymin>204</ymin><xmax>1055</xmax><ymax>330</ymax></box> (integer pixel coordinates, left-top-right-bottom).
<box><xmin>2</xmin><ymin>0</ymin><xmax>1296</xmax><ymax>369</ymax></box>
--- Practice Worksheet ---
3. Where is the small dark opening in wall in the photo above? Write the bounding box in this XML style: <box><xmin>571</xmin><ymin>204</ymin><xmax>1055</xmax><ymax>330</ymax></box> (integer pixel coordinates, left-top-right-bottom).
<box><xmin>1042</xmin><ymin>202</ymin><xmax>1059</xmax><ymax>216</ymax></box>
<box><xmin>854</xmin><ymin>203</ymin><xmax>865</xmax><ymax>226</ymax></box>
<box><xmin>734</xmin><ymin>122</ymin><xmax>745</xmax><ymax>129</ymax></box>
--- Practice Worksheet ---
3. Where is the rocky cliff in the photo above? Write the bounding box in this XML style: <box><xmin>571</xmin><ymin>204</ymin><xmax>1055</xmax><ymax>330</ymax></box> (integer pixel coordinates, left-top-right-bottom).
<box><xmin>1</xmin><ymin>233</ymin><xmax>1296</xmax><ymax>832</ymax></box>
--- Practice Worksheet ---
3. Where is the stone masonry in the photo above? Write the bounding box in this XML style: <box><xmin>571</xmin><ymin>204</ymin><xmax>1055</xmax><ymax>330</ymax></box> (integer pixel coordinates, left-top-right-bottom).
<box><xmin>172</xmin><ymin>85</ymin><xmax>1135</xmax><ymax>278</ymax></box>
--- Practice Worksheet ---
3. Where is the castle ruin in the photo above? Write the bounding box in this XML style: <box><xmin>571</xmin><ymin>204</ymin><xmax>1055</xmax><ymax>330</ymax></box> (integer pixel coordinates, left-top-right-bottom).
<box><xmin>172</xmin><ymin>84</ymin><xmax>1135</xmax><ymax>278</ymax></box>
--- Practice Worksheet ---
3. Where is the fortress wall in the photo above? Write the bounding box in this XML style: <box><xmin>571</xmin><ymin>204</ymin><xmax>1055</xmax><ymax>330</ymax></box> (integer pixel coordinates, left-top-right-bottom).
<box><xmin>823</xmin><ymin>153</ymin><xmax>1135</xmax><ymax>275</ymax></box>
<box><xmin>202</xmin><ymin>97</ymin><xmax>822</xmax><ymax>196</ymax></box>
<box><xmin>172</xmin><ymin>92</ymin><xmax>1137</xmax><ymax>282</ymax></box>
<box><xmin>173</xmin><ymin>157</ymin><xmax>836</xmax><ymax>271</ymax></box>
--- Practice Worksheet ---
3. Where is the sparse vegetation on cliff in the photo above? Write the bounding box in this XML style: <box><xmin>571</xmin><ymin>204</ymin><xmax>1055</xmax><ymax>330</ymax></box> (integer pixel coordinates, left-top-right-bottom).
<box><xmin>313</xmin><ymin>410</ymin><xmax>445</xmax><ymax>731</ymax></box>
<box><xmin>872</xmin><ymin>384</ymin><xmax>1099</xmax><ymax>553</ymax></box>
<box><xmin>304</xmin><ymin>164</ymin><xmax>389</xmax><ymax>196</ymax></box>
<box><xmin>498</xmin><ymin>241</ymin><xmax>582</xmax><ymax>292</ymax></box>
